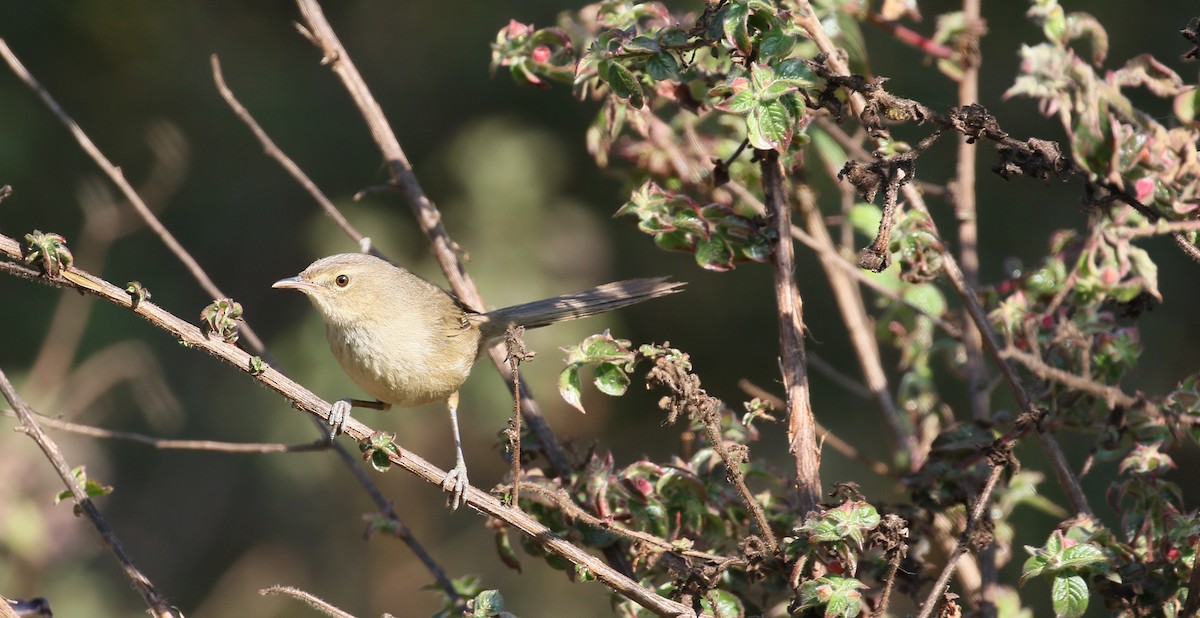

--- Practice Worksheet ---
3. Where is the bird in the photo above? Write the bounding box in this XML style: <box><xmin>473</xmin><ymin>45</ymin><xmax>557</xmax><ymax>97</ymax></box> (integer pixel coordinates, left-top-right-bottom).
<box><xmin>273</xmin><ymin>252</ymin><xmax>683</xmax><ymax>509</ymax></box>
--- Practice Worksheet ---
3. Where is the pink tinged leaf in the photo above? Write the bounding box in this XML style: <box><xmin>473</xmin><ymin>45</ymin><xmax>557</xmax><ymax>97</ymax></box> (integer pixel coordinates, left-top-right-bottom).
<box><xmin>1134</xmin><ymin>176</ymin><xmax>1155</xmax><ymax>203</ymax></box>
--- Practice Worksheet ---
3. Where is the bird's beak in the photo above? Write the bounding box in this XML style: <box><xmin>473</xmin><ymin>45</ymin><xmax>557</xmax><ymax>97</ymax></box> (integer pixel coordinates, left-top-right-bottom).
<box><xmin>272</xmin><ymin>276</ymin><xmax>319</xmax><ymax>293</ymax></box>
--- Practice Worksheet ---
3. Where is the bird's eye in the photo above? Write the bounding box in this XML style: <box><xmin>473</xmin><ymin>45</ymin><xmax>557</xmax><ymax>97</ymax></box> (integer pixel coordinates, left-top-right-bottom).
<box><xmin>335</xmin><ymin>274</ymin><xmax>350</xmax><ymax>287</ymax></box>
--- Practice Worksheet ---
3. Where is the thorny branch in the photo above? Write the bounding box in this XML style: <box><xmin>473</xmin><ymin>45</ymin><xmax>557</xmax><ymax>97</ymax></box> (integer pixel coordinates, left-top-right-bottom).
<box><xmin>645</xmin><ymin>352</ymin><xmax>779</xmax><ymax>554</ymax></box>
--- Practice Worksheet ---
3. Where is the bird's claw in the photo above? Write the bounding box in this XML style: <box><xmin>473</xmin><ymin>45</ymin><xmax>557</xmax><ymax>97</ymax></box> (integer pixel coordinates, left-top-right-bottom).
<box><xmin>328</xmin><ymin>399</ymin><xmax>353</xmax><ymax>439</ymax></box>
<box><xmin>442</xmin><ymin>463</ymin><xmax>469</xmax><ymax>511</ymax></box>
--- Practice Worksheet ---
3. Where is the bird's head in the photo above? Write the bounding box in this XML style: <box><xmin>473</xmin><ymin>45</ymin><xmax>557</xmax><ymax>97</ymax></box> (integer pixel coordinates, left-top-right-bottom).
<box><xmin>273</xmin><ymin>253</ymin><xmax>398</xmax><ymax>328</ymax></box>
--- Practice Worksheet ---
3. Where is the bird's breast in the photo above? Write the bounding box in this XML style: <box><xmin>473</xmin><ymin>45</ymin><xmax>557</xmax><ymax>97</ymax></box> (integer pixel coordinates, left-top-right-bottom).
<box><xmin>325</xmin><ymin>318</ymin><xmax>480</xmax><ymax>408</ymax></box>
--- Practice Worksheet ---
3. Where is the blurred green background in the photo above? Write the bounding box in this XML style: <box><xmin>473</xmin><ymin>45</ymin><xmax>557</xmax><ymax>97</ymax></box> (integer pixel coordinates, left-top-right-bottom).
<box><xmin>1</xmin><ymin>2</ymin><xmax>1197</xmax><ymax>616</ymax></box>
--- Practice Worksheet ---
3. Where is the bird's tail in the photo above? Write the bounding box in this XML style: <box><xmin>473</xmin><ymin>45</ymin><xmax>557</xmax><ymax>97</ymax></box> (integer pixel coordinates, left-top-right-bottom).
<box><xmin>475</xmin><ymin>277</ymin><xmax>684</xmax><ymax>339</ymax></box>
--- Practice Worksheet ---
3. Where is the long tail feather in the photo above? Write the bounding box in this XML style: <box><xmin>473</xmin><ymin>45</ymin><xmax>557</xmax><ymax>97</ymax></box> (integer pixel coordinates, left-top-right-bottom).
<box><xmin>475</xmin><ymin>277</ymin><xmax>684</xmax><ymax>338</ymax></box>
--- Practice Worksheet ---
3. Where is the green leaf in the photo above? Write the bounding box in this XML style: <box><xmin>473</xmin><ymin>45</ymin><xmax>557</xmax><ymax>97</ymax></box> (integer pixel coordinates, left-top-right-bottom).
<box><xmin>594</xmin><ymin>362</ymin><xmax>631</xmax><ymax>396</ymax></box>
<box><xmin>559</xmin><ymin>365</ymin><xmax>585</xmax><ymax>413</ymax></box>
<box><xmin>1051</xmin><ymin>574</ymin><xmax>1089</xmax><ymax>618</ymax></box>
<box><xmin>717</xmin><ymin>90</ymin><xmax>758</xmax><ymax>114</ymax></box>
<box><xmin>1059</xmin><ymin>543</ymin><xmax>1107</xmax><ymax>570</ymax></box>
<box><xmin>722</xmin><ymin>1</ymin><xmax>751</xmax><ymax>54</ymax></box>
<box><xmin>602</xmin><ymin>60</ymin><xmax>644</xmax><ymax>108</ymax></box>
<box><xmin>760</xmin><ymin>80</ymin><xmax>797</xmax><ymax>102</ymax></box>
<box><xmin>695</xmin><ymin>235</ymin><xmax>735</xmax><ymax>271</ymax></box>
<box><xmin>758</xmin><ymin>26</ymin><xmax>795</xmax><ymax>58</ymax></box>
<box><xmin>471</xmin><ymin>589</ymin><xmax>504</xmax><ymax>617</ymax></box>
<box><xmin>655</xmin><ymin>230</ymin><xmax>695</xmax><ymax>253</ymax></box>
<box><xmin>625</xmin><ymin>35</ymin><xmax>660</xmax><ymax>53</ymax></box>
<box><xmin>902</xmin><ymin>283</ymin><xmax>948</xmax><ymax>317</ymax></box>
<box><xmin>750</xmin><ymin>63</ymin><xmax>775</xmax><ymax>91</ymax></box>
<box><xmin>658</xmin><ymin>26</ymin><xmax>688</xmax><ymax>48</ymax></box>
<box><xmin>774</xmin><ymin>58</ymin><xmax>817</xmax><ymax>87</ymax></box>
<box><xmin>1127</xmin><ymin>246</ymin><xmax>1161</xmax><ymax>301</ymax></box>
<box><xmin>749</xmin><ymin>99</ymin><xmax>792</xmax><ymax>151</ymax></box>
<box><xmin>645</xmin><ymin>52</ymin><xmax>678</xmax><ymax>81</ymax></box>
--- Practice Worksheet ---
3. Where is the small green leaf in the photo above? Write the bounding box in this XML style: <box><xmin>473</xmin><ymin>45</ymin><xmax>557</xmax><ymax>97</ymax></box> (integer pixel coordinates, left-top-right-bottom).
<box><xmin>695</xmin><ymin>235</ymin><xmax>735</xmax><ymax>271</ymax></box>
<box><xmin>758</xmin><ymin>27</ymin><xmax>795</xmax><ymax>58</ymax></box>
<box><xmin>748</xmin><ymin>99</ymin><xmax>792</xmax><ymax>150</ymax></box>
<box><xmin>1127</xmin><ymin>246</ymin><xmax>1161</xmax><ymax>301</ymax></box>
<box><xmin>1051</xmin><ymin>574</ymin><xmax>1089</xmax><ymax>618</ymax></box>
<box><xmin>658</xmin><ymin>26</ymin><xmax>688</xmax><ymax>48</ymax></box>
<box><xmin>23</xmin><ymin>230</ymin><xmax>73</xmax><ymax>277</ymax></box>
<box><xmin>750</xmin><ymin>63</ymin><xmax>775</xmax><ymax>91</ymax></box>
<box><xmin>902</xmin><ymin>283</ymin><xmax>948</xmax><ymax>318</ymax></box>
<box><xmin>559</xmin><ymin>365</ymin><xmax>585</xmax><ymax>413</ymax></box>
<box><xmin>594</xmin><ymin>362</ymin><xmax>631</xmax><ymax>396</ymax></box>
<box><xmin>494</xmin><ymin>531</ymin><xmax>522</xmax><ymax>572</ymax></box>
<box><xmin>471</xmin><ymin>590</ymin><xmax>504</xmax><ymax>617</ymax></box>
<box><xmin>760</xmin><ymin>80</ymin><xmax>798</xmax><ymax>102</ymax></box>
<box><xmin>645</xmin><ymin>52</ymin><xmax>678</xmax><ymax>81</ymax></box>
<box><xmin>774</xmin><ymin>58</ymin><xmax>817</xmax><ymax>87</ymax></box>
<box><xmin>360</xmin><ymin>431</ymin><xmax>399</xmax><ymax>472</ymax></box>
<box><xmin>717</xmin><ymin>90</ymin><xmax>758</xmax><ymax>114</ymax></box>
<box><xmin>722</xmin><ymin>1</ymin><xmax>751</xmax><ymax>54</ymax></box>
<box><xmin>624</xmin><ymin>35</ymin><xmax>660</xmax><ymax>53</ymax></box>
<box><xmin>603</xmin><ymin>61</ymin><xmax>644</xmax><ymax>108</ymax></box>
<box><xmin>55</xmin><ymin>466</ymin><xmax>113</xmax><ymax>504</ymax></box>
<box><xmin>1059</xmin><ymin>543</ymin><xmax>1107</xmax><ymax>570</ymax></box>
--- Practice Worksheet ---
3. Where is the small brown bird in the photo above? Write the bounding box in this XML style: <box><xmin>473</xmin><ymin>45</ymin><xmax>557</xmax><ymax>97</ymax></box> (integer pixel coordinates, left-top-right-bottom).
<box><xmin>274</xmin><ymin>253</ymin><xmax>683</xmax><ymax>508</ymax></box>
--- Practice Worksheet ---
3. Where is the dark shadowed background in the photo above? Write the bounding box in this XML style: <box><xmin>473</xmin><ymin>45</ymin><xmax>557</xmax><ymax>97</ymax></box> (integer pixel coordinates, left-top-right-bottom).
<box><xmin>1</xmin><ymin>2</ymin><xmax>1197</xmax><ymax>616</ymax></box>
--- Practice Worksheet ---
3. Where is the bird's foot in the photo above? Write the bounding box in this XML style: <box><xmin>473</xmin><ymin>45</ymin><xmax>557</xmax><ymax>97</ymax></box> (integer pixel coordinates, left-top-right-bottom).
<box><xmin>328</xmin><ymin>399</ymin><xmax>353</xmax><ymax>439</ymax></box>
<box><xmin>442</xmin><ymin>462</ymin><xmax>469</xmax><ymax>511</ymax></box>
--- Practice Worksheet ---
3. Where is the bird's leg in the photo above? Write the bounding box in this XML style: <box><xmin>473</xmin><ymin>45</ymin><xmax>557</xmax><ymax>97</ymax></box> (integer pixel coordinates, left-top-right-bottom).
<box><xmin>441</xmin><ymin>391</ymin><xmax>469</xmax><ymax>510</ymax></box>
<box><xmin>327</xmin><ymin>398</ymin><xmax>391</xmax><ymax>439</ymax></box>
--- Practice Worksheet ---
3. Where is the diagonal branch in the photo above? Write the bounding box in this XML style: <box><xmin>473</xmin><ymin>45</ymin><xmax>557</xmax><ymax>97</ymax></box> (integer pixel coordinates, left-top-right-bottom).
<box><xmin>0</xmin><ymin>237</ymin><xmax>698</xmax><ymax>618</ymax></box>
<box><xmin>0</xmin><ymin>369</ymin><xmax>177</xmax><ymax>618</ymax></box>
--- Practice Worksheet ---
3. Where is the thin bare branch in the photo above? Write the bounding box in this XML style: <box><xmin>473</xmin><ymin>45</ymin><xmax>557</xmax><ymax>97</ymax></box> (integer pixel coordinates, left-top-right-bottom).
<box><xmin>0</xmin><ymin>38</ymin><xmax>267</xmax><ymax>355</ymax></box>
<box><xmin>0</xmin><ymin>368</ymin><xmax>177</xmax><ymax>618</ymax></box>
<box><xmin>739</xmin><ymin>379</ymin><xmax>892</xmax><ymax>478</ymax></box>
<box><xmin>210</xmin><ymin>54</ymin><xmax>380</xmax><ymax>256</ymax></box>
<box><xmin>916</xmin><ymin>463</ymin><xmax>1004</xmax><ymax>618</ymax></box>
<box><xmin>259</xmin><ymin>586</ymin><xmax>353</xmax><ymax>618</ymax></box>
<box><xmin>0</xmin><ymin>409</ymin><xmax>329</xmax><ymax>453</ymax></box>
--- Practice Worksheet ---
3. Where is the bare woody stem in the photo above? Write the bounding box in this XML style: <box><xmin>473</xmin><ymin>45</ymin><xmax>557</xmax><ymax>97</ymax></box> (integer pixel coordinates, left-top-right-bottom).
<box><xmin>0</xmin><ymin>369</ymin><xmax>177</xmax><ymax>618</ymax></box>
<box><xmin>951</xmin><ymin>1</ymin><xmax>996</xmax><ymax>613</ymax></box>
<box><xmin>915</xmin><ymin>462</ymin><xmax>1005</xmax><ymax>618</ymax></box>
<box><xmin>293</xmin><ymin>0</ymin><xmax>572</xmax><ymax>478</ymax></box>
<box><xmin>0</xmin><ymin>238</ymin><xmax>698</xmax><ymax>618</ymax></box>
<box><xmin>759</xmin><ymin>149</ymin><xmax>821</xmax><ymax>513</ymax></box>
<box><xmin>0</xmin><ymin>38</ymin><xmax>267</xmax><ymax>357</ymax></box>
